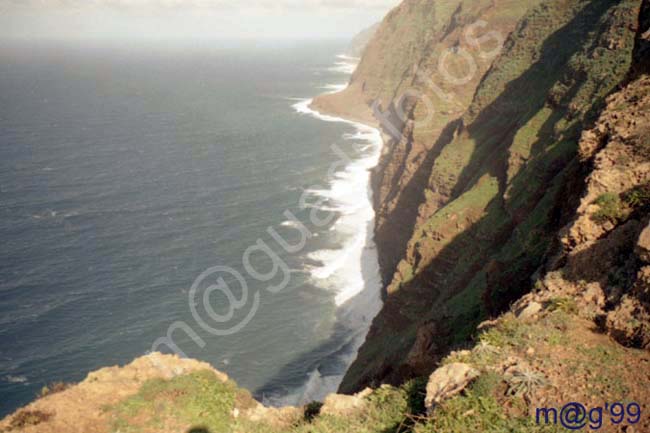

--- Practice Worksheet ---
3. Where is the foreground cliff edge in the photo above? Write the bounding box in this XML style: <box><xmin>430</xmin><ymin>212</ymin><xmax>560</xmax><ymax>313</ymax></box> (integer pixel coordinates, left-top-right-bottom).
<box><xmin>4</xmin><ymin>0</ymin><xmax>650</xmax><ymax>431</ymax></box>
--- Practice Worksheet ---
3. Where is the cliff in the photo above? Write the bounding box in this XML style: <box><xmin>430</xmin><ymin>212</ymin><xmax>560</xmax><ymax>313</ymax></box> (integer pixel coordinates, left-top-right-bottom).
<box><xmin>332</xmin><ymin>0</ymin><xmax>649</xmax><ymax>393</ymax></box>
<box><xmin>314</xmin><ymin>0</ymin><xmax>546</xmax><ymax>285</ymax></box>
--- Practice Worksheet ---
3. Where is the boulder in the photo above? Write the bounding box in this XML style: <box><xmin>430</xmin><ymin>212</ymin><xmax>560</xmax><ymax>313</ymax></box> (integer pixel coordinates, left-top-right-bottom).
<box><xmin>516</xmin><ymin>302</ymin><xmax>543</xmax><ymax>320</ymax></box>
<box><xmin>244</xmin><ymin>404</ymin><xmax>301</xmax><ymax>427</ymax></box>
<box><xmin>320</xmin><ymin>388</ymin><xmax>373</xmax><ymax>417</ymax></box>
<box><xmin>424</xmin><ymin>363</ymin><xmax>480</xmax><ymax>414</ymax></box>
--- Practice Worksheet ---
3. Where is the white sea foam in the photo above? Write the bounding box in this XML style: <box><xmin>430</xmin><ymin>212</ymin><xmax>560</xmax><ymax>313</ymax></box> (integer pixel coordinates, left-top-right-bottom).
<box><xmin>337</xmin><ymin>54</ymin><xmax>361</xmax><ymax>62</ymax></box>
<box><xmin>4</xmin><ymin>375</ymin><xmax>27</xmax><ymax>384</ymax></box>
<box><xmin>282</xmin><ymin>53</ymin><xmax>385</xmax><ymax>406</ymax></box>
<box><xmin>293</xmin><ymin>99</ymin><xmax>383</xmax><ymax>306</ymax></box>
<box><xmin>319</xmin><ymin>83</ymin><xmax>348</xmax><ymax>92</ymax></box>
<box><xmin>328</xmin><ymin>55</ymin><xmax>360</xmax><ymax>74</ymax></box>
<box><xmin>328</xmin><ymin>62</ymin><xmax>357</xmax><ymax>74</ymax></box>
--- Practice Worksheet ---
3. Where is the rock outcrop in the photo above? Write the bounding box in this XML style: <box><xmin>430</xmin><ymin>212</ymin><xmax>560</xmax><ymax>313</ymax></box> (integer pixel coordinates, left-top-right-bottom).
<box><xmin>319</xmin><ymin>388</ymin><xmax>373</xmax><ymax>417</ymax></box>
<box><xmin>424</xmin><ymin>363</ymin><xmax>479</xmax><ymax>414</ymax></box>
<box><xmin>0</xmin><ymin>353</ymin><xmax>229</xmax><ymax>433</ymax></box>
<box><xmin>516</xmin><ymin>73</ymin><xmax>650</xmax><ymax>350</ymax></box>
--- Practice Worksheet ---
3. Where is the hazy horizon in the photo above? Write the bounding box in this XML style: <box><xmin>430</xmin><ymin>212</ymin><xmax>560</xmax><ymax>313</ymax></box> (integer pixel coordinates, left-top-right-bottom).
<box><xmin>0</xmin><ymin>0</ymin><xmax>399</xmax><ymax>41</ymax></box>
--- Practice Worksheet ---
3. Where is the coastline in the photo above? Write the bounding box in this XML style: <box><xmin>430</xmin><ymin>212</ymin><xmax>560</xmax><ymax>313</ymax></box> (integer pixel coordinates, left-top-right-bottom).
<box><xmin>285</xmin><ymin>59</ymin><xmax>386</xmax><ymax>403</ymax></box>
<box><xmin>309</xmin><ymin>83</ymin><xmax>380</xmax><ymax>129</ymax></box>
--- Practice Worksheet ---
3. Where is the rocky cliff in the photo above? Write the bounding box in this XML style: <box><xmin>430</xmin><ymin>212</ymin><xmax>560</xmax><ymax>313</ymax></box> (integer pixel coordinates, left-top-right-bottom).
<box><xmin>314</xmin><ymin>0</ymin><xmax>546</xmax><ymax>285</ymax></box>
<box><xmin>319</xmin><ymin>0</ymin><xmax>650</xmax><ymax>394</ymax></box>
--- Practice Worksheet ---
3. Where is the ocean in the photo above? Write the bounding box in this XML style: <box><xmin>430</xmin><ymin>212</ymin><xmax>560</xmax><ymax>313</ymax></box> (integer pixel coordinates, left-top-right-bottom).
<box><xmin>0</xmin><ymin>39</ymin><xmax>383</xmax><ymax>416</ymax></box>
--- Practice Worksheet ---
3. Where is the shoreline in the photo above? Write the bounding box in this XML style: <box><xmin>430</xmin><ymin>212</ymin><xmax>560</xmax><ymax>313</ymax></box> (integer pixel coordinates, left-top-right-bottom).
<box><xmin>283</xmin><ymin>62</ymin><xmax>386</xmax><ymax>403</ymax></box>
<box><xmin>309</xmin><ymin>83</ymin><xmax>380</xmax><ymax>130</ymax></box>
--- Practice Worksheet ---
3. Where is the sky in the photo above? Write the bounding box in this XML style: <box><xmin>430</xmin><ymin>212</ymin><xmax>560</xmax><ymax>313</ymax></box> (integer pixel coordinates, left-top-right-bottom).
<box><xmin>0</xmin><ymin>0</ymin><xmax>400</xmax><ymax>41</ymax></box>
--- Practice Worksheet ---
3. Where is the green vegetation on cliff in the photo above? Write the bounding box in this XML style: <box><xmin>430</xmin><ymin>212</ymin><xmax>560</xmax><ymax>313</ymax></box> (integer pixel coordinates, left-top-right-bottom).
<box><xmin>342</xmin><ymin>0</ymin><xmax>644</xmax><ymax>393</ymax></box>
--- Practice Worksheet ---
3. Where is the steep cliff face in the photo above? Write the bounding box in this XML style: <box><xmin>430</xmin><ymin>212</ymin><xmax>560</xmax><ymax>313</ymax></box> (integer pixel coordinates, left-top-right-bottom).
<box><xmin>314</xmin><ymin>0</ymin><xmax>544</xmax><ymax>285</ymax></box>
<box><xmin>337</xmin><ymin>0</ymin><xmax>645</xmax><ymax>393</ymax></box>
<box><xmin>528</xmin><ymin>72</ymin><xmax>650</xmax><ymax>350</ymax></box>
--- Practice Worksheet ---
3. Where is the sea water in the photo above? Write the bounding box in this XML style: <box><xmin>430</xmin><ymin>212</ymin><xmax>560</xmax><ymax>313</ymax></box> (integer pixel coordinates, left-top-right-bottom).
<box><xmin>0</xmin><ymin>40</ymin><xmax>382</xmax><ymax>415</ymax></box>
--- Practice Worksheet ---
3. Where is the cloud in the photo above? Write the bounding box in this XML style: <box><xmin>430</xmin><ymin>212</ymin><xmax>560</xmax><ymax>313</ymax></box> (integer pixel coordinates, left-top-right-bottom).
<box><xmin>1</xmin><ymin>0</ymin><xmax>401</xmax><ymax>11</ymax></box>
<box><xmin>0</xmin><ymin>0</ymin><xmax>400</xmax><ymax>40</ymax></box>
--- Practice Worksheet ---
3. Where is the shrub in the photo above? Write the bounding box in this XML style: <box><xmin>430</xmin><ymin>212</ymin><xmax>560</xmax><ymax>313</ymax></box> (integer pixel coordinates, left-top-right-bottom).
<box><xmin>39</xmin><ymin>381</ymin><xmax>70</xmax><ymax>398</ymax></box>
<box><xmin>404</xmin><ymin>376</ymin><xmax>428</xmax><ymax>417</ymax></box>
<box><xmin>623</xmin><ymin>183</ymin><xmax>650</xmax><ymax>210</ymax></box>
<box><xmin>592</xmin><ymin>193</ymin><xmax>626</xmax><ymax>224</ymax></box>
<box><xmin>303</xmin><ymin>401</ymin><xmax>323</xmax><ymax>422</ymax></box>
<box><xmin>478</xmin><ymin>315</ymin><xmax>529</xmax><ymax>349</ymax></box>
<box><xmin>504</xmin><ymin>368</ymin><xmax>548</xmax><ymax>400</ymax></box>
<box><xmin>546</xmin><ymin>297</ymin><xmax>578</xmax><ymax>314</ymax></box>
<box><xmin>9</xmin><ymin>410</ymin><xmax>52</xmax><ymax>430</ymax></box>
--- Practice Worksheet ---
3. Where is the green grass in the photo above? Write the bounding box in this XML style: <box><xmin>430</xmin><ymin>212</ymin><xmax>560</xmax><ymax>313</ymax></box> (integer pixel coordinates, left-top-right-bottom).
<box><xmin>569</xmin><ymin>344</ymin><xmax>630</xmax><ymax>398</ymax></box>
<box><xmin>414</xmin><ymin>373</ymin><xmax>563</xmax><ymax>433</ymax></box>
<box><xmin>95</xmin><ymin>313</ymin><xmax>630</xmax><ymax>433</ymax></box>
<box><xmin>107</xmin><ymin>370</ymin><xmax>252</xmax><ymax>433</ymax></box>
<box><xmin>592</xmin><ymin>184</ymin><xmax>650</xmax><ymax>225</ymax></box>
<box><xmin>288</xmin><ymin>381</ymin><xmax>420</xmax><ymax>433</ymax></box>
<box><xmin>623</xmin><ymin>183</ymin><xmax>650</xmax><ymax>210</ymax></box>
<box><xmin>576</xmin><ymin>344</ymin><xmax>623</xmax><ymax>367</ymax></box>
<box><xmin>546</xmin><ymin>297</ymin><xmax>578</xmax><ymax>314</ymax></box>
<box><xmin>478</xmin><ymin>314</ymin><xmax>532</xmax><ymax>349</ymax></box>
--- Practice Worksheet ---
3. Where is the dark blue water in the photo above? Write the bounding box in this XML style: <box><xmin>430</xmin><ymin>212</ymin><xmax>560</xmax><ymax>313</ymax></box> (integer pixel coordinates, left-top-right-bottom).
<box><xmin>0</xmin><ymin>40</ymin><xmax>382</xmax><ymax>416</ymax></box>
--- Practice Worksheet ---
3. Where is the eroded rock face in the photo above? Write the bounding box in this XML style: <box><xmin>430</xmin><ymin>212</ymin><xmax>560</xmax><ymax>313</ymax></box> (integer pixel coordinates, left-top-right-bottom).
<box><xmin>403</xmin><ymin>321</ymin><xmax>445</xmax><ymax>376</ymax></box>
<box><xmin>605</xmin><ymin>295</ymin><xmax>650</xmax><ymax>349</ymax></box>
<box><xmin>519</xmin><ymin>75</ymin><xmax>650</xmax><ymax>351</ymax></box>
<box><xmin>424</xmin><ymin>363</ymin><xmax>479</xmax><ymax>415</ymax></box>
